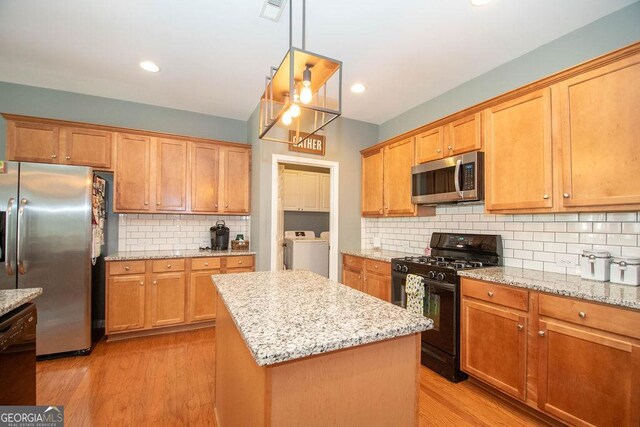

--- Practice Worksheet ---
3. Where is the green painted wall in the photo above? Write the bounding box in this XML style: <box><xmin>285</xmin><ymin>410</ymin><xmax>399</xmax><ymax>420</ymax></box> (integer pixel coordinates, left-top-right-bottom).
<box><xmin>0</xmin><ymin>81</ymin><xmax>248</xmax><ymax>155</ymax></box>
<box><xmin>379</xmin><ymin>1</ymin><xmax>640</xmax><ymax>141</ymax></box>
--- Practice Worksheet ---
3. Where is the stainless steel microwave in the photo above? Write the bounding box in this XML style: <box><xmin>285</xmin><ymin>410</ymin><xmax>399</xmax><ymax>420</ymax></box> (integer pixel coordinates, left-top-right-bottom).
<box><xmin>411</xmin><ymin>152</ymin><xmax>484</xmax><ymax>205</ymax></box>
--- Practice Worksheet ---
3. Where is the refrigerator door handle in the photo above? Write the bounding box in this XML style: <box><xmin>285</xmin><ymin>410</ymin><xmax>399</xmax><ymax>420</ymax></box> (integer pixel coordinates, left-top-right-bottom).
<box><xmin>17</xmin><ymin>198</ymin><xmax>28</xmax><ymax>275</ymax></box>
<box><xmin>5</xmin><ymin>198</ymin><xmax>15</xmax><ymax>276</ymax></box>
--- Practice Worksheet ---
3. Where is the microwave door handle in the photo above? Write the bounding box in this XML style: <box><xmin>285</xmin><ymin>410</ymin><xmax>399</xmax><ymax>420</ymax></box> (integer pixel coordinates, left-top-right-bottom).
<box><xmin>17</xmin><ymin>198</ymin><xmax>27</xmax><ymax>275</ymax></box>
<box><xmin>454</xmin><ymin>159</ymin><xmax>463</xmax><ymax>197</ymax></box>
<box><xmin>5</xmin><ymin>198</ymin><xmax>15</xmax><ymax>276</ymax></box>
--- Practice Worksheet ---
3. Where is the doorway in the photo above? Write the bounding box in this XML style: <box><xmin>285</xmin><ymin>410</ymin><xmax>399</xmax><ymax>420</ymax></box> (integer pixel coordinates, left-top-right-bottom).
<box><xmin>270</xmin><ymin>154</ymin><xmax>339</xmax><ymax>281</ymax></box>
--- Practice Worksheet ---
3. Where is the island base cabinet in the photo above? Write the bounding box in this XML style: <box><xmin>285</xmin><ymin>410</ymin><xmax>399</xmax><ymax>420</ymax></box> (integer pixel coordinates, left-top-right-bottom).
<box><xmin>215</xmin><ymin>299</ymin><xmax>422</xmax><ymax>427</ymax></box>
<box><xmin>461</xmin><ymin>299</ymin><xmax>527</xmax><ymax>401</ymax></box>
<box><xmin>537</xmin><ymin>320</ymin><xmax>640</xmax><ymax>427</ymax></box>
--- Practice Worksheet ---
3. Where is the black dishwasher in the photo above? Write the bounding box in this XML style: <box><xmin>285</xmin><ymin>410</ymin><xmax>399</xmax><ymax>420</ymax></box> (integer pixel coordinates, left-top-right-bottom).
<box><xmin>0</xmin><ymin>302</ymin><xmax>37</xmax><ymax>405</ymax></box>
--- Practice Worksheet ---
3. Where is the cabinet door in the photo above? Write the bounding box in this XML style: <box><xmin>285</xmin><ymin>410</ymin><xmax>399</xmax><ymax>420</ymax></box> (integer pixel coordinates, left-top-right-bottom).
<box><xmin>416</xmin><ymin>127</ymin><xmax>444</xmax><ymax>164</ymax></box>
<box><xmin>461</xmin><ymin>298</ymin><xmax>527</xmax><ymax>401</ymax></box>
<box><xmin>150</xmin><ymin>272</ymin><xmax>186</xmax><ymax>327</ymax></box>
<box><xmin>156</xmin><ymin>138</ymin><xmax>187</xmax><ymax>211</ymax></box>
<box><xmin>361</xmin><ymin>148</ymin><xmax>384</xmax><ymax>216</ymax></box>
<box><xmin>364</xmin><ymin>272</ymin><xmax>391</xmax><ymax>302</ymax></box>
<box><xmin>189</xmin><ymin>270</ymin><xmax>219</xmax><ymax>322</ymax></box>
<box><xmin>283</xmin><ymin>170</ymin><xmax>301</xmax><ymax>211</ymax></box>
<box><xmin>62</xmin><ymin>127</ymin><xmax>113</xmax><ymax>169</ymax></box>
<box><xmin>7</xmin><ymin>121</ymin><xmax>60</xmax><ymax>163</ymax></box>
<box><xmin>538</xmin><ymin>320</ymin><xmax>640</xmax><ymax>426</ymax></box>
<box><xmin>446</xmin><ymin>112</ymin><xmax>482</xmax><ymax>155</ymax></box>
<box><xmin>300</xmin><ymin>172</ymin><xmax>320</xmax><ymax>211</ymax></box>
<box><xmin>320</xmin><ymin>174</ymin><xmax>331</xmax><ymax>212</ymax></box>
<box><xmin>383</xmin><ymin>137</ymin><xmax>415</xmax><ymax>216</ymax></box>
<box><xmin>558</xmin><ymin>54</ymin><xmax>640</xmax><ymax>208</ymax></box>
<box><xmin>116</xmin><ymin>133</ymin><xmax>151</xmax><ymax>211</ymax></box>
<box><xmin>342</xmin><ymin>267</ymin><xmax>363</xmax><ymax>291</ymax></box>
<box><xmin>107</xmin><ymin>275</ymin><xmax>145</xmax><ymax>333</ymax></box>
<box><xmin>485</xmin><ymin>89</ymin><xmax>553</xmax><ymax>211</ymax></box>
<box><xmin>190</xmin><ymin>142</ymin><xmax>220</xmax><ymax>213</ymax></box>
<box><xmin>221</xmin><ymin>147</ymin><xmax>250</xmax><ymax>214</ymax></box>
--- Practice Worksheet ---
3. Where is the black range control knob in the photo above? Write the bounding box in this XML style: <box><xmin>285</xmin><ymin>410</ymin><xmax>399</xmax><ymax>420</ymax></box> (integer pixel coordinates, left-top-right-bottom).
<box><xmin>436</xmin><ymin>272</ymin><xmax>446</xmax><ymax>281</ymax></box>
<box><xmin>401</xmin><ymin>265</ymin><xmax>408</xmax><ymax>273</ymax></box>
<box><xmin>428</xmin><ymin>271</ymin><xmax>436</xmax><ymax>279</ymax></box>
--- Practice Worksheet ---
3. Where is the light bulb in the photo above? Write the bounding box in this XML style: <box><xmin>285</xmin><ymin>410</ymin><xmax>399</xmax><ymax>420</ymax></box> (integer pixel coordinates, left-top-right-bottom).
<box><xmin>289</xmin><ymin>103</ymin><xmax>301</xmax><ymax>118</ymax></box>
<box><xmin>281</xmin><ymin>110</ymin><xmax>292</xmax><ymax>126</ymax></box>
<box><xmin>300</xmin><ymin>86</ymin><xmax>313</xmax><ymax>104</ymax></box>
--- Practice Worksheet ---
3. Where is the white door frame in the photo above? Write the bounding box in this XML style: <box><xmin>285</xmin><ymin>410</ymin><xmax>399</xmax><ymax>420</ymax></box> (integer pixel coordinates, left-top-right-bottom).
<box><xmin>270</xmin><ymin>154</ymin><xmax>339</xmax><ymax>281</ymax></box>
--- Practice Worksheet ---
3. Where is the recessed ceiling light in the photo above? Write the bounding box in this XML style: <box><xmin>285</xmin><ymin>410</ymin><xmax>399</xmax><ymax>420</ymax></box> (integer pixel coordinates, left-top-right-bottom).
<box><xmin>139</xmin><ymin>61</ymin><xmax>160</xmax><ymax>73</ymax></box>
<box><xmin>469</xmin><ymin>0</ymin><xmax>493</xmax><ymax>6</ymax></box>
<box><xmin>350</xmin><ymin>83</ymin><xmax>367</xmax><ymax>94</ymax></box>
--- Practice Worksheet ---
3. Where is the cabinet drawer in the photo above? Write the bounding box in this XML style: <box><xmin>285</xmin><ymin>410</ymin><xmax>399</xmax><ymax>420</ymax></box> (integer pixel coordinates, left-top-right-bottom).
<box><xmin>191</xmin><ymin>257</ymin><xmax>222</xmax><ymax>271</ymax></box>
<box><xmin>461</xmin><ymin>278</ymin><xmax>529</xmax><ymax>312</ymax></box>
<box><xmin>226</xmin><ymin>256</ymin><xmax>254</xmax><ymax>269</ymax></box>
<box><xmin>539</xmin><ymin>294</ymin><xmax>640</xmax><ymax>340</ymax></box>
<box><xmin>109</xmin><ymin>260</ymin><xmax>146</xmax><ymax>275</ymax></box>
<box><xmin>343</xmin><ymin>255</ymin><xmax>364</xmax><ymax>270</ymax></box>
<box><xmin>364</xmin><ymin>259</ymin><xmax>390</xmax><ymax>275</ymax></box>
<box><xmin>152</xmin><ymin>259</ymin><xmax>185</xmax><ymax>273</ymax></box>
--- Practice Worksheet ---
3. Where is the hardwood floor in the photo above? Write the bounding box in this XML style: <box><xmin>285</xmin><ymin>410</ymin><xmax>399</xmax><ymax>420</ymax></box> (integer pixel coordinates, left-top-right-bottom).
<box><xmin>37</xmin><ymin>329</ymin><xmax>549</xmax><ymax>426</ymax></box>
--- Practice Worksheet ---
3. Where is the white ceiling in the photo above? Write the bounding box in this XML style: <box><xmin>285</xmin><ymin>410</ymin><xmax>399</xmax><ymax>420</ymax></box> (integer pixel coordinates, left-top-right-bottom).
<box><xmin>0</xmin><ymin>0</ymin><xmax>635</xmax><ymax>124</ymax></box>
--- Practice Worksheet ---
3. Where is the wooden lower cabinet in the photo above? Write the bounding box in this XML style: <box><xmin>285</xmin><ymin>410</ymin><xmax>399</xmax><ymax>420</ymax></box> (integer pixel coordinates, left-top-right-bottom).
<box><xmin>150</xmin><ymin>272</ymin><xmax>186</xmax><ymax>327</ymax></box>
<box><xmin>106</xmin><ymin>255</ymin><xmax>255</xmax><ymax>337</ymax></box>
<box><xmin>341</xmin><ymin>255</ymin><xmax>391</xmax><ymax>302</ymax></box>
<box><xmin>107</xmin><ymin>275</ymin><xmax>146</xmax><ymax>332</ymax></box>
<box><xmin>461</xmin><ymin>278</ymin><xmax>640</xmax><ymax>426</ymax></box>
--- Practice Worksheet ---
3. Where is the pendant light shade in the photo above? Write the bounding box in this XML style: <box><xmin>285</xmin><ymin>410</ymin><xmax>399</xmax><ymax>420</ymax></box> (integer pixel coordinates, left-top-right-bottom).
<box><xmin>259</xmin><ymin>1</ymin><xmax>342</xmax><ymax>145</ymax></box>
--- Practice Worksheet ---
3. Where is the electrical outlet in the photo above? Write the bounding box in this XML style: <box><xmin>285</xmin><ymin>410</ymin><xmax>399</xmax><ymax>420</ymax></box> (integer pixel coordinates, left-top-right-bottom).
<box><xmin>556</xmin><ymin>253</ymin><xmax>579</xmax><ymax>268</ymax></box>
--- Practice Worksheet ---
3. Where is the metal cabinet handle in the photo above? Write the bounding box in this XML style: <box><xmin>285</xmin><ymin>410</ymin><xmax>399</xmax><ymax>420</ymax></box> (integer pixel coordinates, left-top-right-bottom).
<box><xmin>215</xmin><ymin>204</ymin><xmax>218</xmax><ymax>208</ymax></box>
<box><xmin>543</xmin><ymin>195</ymin><xmax>549</xmax><ymax>199</ymax></box>
<box><xmin>166</xmin><ymin>264</ymin><xmax>171</xmax><ymax>268</ymax></box>
<box><xmin>374</xmin><ymin>265</ymin><xmax>378</xmax><ymax>269</ymax></box>
<box><xmin>156</xmin><ymin>202</ymin><xmax>160</xmax><ymax>205</ymax></box>
<box><xmin>51</xmin><ymin>154</ymin><xmax>57</xmax><ymax>159</ymax></box>
<box><xmin>204</xmin><ymin>262</ymin><xmax>209</xmax><ymax>266</ymax></box>
<box><xmin>66</xmin><ymin>156</ymin><xmax>71</xmax><ymax>160</ymax></box>
<box><xmin>517</xmin><ymin>324</ymin><xmax>524</xmax><ymax>331</ymax></box>
<box><xmin>538</xmin><ymin>331</ymin><xmax>545</xmax><ymax>337</ymax></box>
<box><xmin>563</xmin><ymin>193</ymin><xmax>570</xmax><ymax>198</ymax></box>
<box><xmin>437</xmin><ymin>149</ymin><xmax>441</xmax><ymax>153</ymax></box>
<box><xmin>225</xmin><ymin>204</ymin><xmax>229</xmax><ymax>208</ymax></box>
<box><xmin>153</xmin><ymin>280</ymin><xmax>157</xmax><ymax>285</ymax></box>
<box><xmin>448</xmin><ymin>146</ymin><xmax>452</xmax><ymax>150</ymax></box>
<box><xmin>238</xmin><ymin>261</ymin><xmax>243</xmax><ymax>264</ymax></box>
<box><xmin>17</xmin><ymin>198</ymin><xmax>28</xmax><ymax>275</ymax></box>
<box><xmin>578</xmin><ymin>311</ymin><xmax>586</xmax><ymax>319</ymax></box>
<box><xmin>139</xmin><ymin>281</ymin><xmax>144</xmax><ymax>286</ymax></box>
<box><xmin>144</xmin><ymin>201</ymin><xmax>149</xmax><ymax>205</ymax></box>
<box><xmin>125</xmin><ymin>266</ymin><xmax>130</xmax><ymax>271</ymax></box>
<box><xmin>5</xmin><ymin>198</ymin><xmax>15</xmax><ymax>276</ymax></box>
<box><xmin>487</xmin><ymin>291</ymin><xmax>494</xmax><ymax>297</ymax></box>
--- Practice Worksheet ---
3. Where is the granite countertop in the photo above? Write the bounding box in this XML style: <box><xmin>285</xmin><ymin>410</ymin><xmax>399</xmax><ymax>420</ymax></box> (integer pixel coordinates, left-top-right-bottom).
<box><xmin>0</xmin><ymin>288</ymin><xmax>43</xmax><ymax>317</ymax></box>
<box><xmin>458</xmin><ymin>267</ymin><xmax>640</xmax><ymax>310</ymax></box>
<box><xmin>212</xmin><ymin>270</ymin><xmax>433</xmax><ymax>366</ymax></box>
<box><xmin>105</xmin><ymin>249</ymin><xmax>256</xmax><ymax>261</ymax></box>
<box><xmin>341</xmin><ymin>249</ymin><xmax>416</xmax><ymax>263</ymax></box>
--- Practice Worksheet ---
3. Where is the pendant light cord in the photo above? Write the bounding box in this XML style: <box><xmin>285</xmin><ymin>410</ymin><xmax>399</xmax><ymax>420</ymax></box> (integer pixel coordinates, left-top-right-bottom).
<box><xmin>288</xmin><ymin>0</ymin><xmax>306</xmax><ymax>50</ymax></box>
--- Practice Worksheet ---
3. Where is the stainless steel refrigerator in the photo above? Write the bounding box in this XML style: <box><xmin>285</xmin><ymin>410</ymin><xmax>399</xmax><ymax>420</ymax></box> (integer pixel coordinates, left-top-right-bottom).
<box><xmin>0</xmin><ymin>161</ymin><xmax>93</xmax><ymax>356</ymax></box>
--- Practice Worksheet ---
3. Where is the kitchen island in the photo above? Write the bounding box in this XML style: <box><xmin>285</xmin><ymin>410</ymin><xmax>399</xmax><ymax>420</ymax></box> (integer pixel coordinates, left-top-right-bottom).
<box><xmin>212</xmin><ymin>270</ymin><xmax>432</xmax><ymax>427</ymax></box>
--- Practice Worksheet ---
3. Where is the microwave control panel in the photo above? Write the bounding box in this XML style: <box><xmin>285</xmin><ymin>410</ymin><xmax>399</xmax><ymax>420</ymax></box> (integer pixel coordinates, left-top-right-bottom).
<box><xmin>462</xmin><ymin>163</ymin><xmax>475</xmax><ymax>190</ymax></box>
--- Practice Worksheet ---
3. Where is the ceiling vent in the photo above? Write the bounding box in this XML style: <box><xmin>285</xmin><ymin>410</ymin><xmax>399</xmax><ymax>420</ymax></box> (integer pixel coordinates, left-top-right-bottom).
<box><xmin>259</xmin><ymin>0</ymin><xmax>287</xmax><ymax>22</ymax></box>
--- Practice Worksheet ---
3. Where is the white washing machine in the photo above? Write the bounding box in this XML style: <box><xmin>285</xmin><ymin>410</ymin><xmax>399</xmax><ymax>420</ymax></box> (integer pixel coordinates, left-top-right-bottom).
<box><xmin>283</xmin><ymin>231</ymin><xmax>329</xmax><ymax>277</ymax></box>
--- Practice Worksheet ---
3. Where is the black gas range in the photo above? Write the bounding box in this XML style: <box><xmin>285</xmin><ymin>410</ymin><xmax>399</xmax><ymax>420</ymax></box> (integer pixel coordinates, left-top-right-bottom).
<box><xmin>391</xmin><ymin>232</ymin><xmax>502</xmax><ymax>382</ymax></box>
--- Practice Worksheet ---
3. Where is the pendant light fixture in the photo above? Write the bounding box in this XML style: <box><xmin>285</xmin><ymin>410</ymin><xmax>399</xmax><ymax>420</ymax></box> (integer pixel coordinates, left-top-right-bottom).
<box><xmin>259</xmin><ymin>0</ymin><xmax>342</xmax><ymax>145</ymax></box>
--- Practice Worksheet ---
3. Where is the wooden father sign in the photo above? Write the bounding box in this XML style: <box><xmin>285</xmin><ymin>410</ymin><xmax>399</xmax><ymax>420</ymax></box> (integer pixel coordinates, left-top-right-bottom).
<box><xmin>288</xmin><ymin>131</ymin><xmax>326</xmax><ymax>156</ymax></box>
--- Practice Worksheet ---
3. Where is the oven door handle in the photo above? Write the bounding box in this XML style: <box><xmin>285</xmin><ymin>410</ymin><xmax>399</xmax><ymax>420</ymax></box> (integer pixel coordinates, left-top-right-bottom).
<box><xmin>454</xmin><ymin>159</ymin><xmax>463</xmax><ymax>197</ymax></box>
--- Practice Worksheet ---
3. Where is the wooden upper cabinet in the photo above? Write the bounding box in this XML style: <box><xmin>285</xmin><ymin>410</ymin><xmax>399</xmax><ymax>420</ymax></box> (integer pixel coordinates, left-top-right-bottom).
<box><xmin>361</xmin><ymin>148</ymin><xmax>385</xmax><ymax>216</ymax></box>
<box><xmin>116</xmin><ymin>133</ymin><xmax>151</xmax><ymax>211</ymax></box>
<box><xmin>62</xmin><ymin>127</ymin><xmax>113</xmax><ymax>169</ymax></box>
<box><xmin>155</xmin><ymin>138</ymin><xmax>187</xmax><ymax>211</ymax></box>
<box><xmin>220</xmin><ymin>146</ymin><xmax>250</xmax><ymax>214</ymax></box>
<box><xmin>461</xmin><ymin>298</ymin><xmax>527</xmax><ymax>401</ymax></box>
<box><xmin>558</xmin><ymin>53</ymin><xmax>640</xmax><ymax>209</ymax></box>
<box><xmin>383</xmin><ymin>137</ymin><xmax>415</xmax><ymax>216</ymax></box>
<box><xmin>150</xmin><ymin>272</ymin><xmax>186</xmax><ymax>327</ymax></box>
<box><xmin>446</xmin><ymin>112</ymin><xmax>482</xmax><ymax>156</ymax></box>
<box><xmin>484</xmin><ymin>89</ymin><xmax>553</xmax><ymax>212</ymax></box>
<box><xmin>416</xmin><ymin>127</ymin><xmax>444</xmax><ymax>164</ymax></box>
<box><xmin>538</xmin><ymin>319</ymin><xmax>640</xmax><ymax>426</ymax></box>
<box><xmin>7</xmin><ymin>121</ymin><xmax>60</xmax><ymax>163</ymax></box>
<box><xmin>190</xmin><ymin>142</ymin><xmax>220</xmax><ymax>213</ymax></box>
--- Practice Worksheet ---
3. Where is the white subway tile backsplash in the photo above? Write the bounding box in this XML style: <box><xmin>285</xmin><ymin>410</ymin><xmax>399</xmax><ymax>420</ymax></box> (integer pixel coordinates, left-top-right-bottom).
<box><xmin>362</xmin><ymin>204</ymin><xmax>639</xmax><ymax>276</ymax></box>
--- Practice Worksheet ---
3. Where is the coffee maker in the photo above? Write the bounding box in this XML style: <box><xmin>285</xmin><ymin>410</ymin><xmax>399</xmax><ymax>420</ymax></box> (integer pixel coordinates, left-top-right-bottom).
<box><xmin>210</xmin><ymin>220</ymin><xmax>230</xmax><ymax>251</ymax></box>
